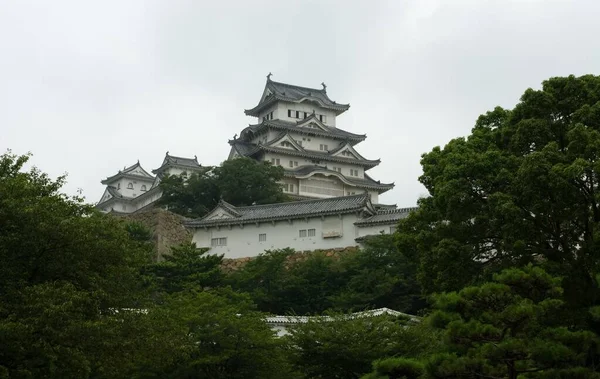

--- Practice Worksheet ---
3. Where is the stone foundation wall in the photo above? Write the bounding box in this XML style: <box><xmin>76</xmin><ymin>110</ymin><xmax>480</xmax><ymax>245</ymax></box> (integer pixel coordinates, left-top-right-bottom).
<box><xmin>220</xmin><ymin>246</ymin><xmax>359</xmax><ymax>273</ymax></box>
<box><xmin>119</xmin><ymin>206</ymin><xmax>192</xmax><ymax>261</ymax></box>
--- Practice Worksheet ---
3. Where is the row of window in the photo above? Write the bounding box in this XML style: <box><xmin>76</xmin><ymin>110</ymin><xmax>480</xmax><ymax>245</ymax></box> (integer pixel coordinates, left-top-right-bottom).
<box><xmin>299</xmin><ymin>229</ymin><xmax>316</xmax><ymax>237</ymax></box>
<box><xmin>211</xmin><ymin>228</ymin><xmax>317</xmax><ymax>247</ymax></box>
<box><xmin>211</xmin><ymin>237</ymin><xmax>227</xmax><ymax>247</ymax></box>
<box><xmin>117</xmin><ymin>183</ymin><xmax>147</xmax><ymax>191</ymax></box>
<box><xmin>262</xmin><ymin>111</ymin><xmax>274</xmax><ymax>121</ymax></box>
<box><xmin>287</xmin><ymin>110</ymin><xmax>327</xmax><ymax>123</ymax></box>
<box><xmin>282</xmin><ymin>183</ymin><xmax>295</xmax><ymax>192</ymax></box>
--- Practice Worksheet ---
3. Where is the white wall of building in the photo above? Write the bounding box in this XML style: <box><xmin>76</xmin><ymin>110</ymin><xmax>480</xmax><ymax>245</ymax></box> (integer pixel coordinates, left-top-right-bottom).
<box><xmin>108</xmin><ymin>177</ymin><xmax>154</xmax><ymax>199</ymax></box>
<box><xmin>191</xmin><ymin>213</ymin><xmax>361</xmax><ymax>258</ymax></box>
<box><xmin>356</xmin><ymin>223</ymin><xmax>396</xmax><ymax>239</ymax></box>
<box><xmin>275</xmin><ymin>103</ymin><xmax>338</xmax><ymax>127</ymax></box>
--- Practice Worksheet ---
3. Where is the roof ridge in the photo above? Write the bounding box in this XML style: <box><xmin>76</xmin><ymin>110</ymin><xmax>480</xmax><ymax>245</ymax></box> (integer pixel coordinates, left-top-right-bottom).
<box><xmin>269</xmin><ymin>80</ymin><xmax>325</xmax><ymax>94</ymax></box>
<box><xmin>167</xmin><ymin>154</ymin><xmax>198</xmax><ymax>161</ymax></box>
<box><xmin>234</xmin><ymin>193</ymin><xmax>369</xmax><ymax>210</ymax></box>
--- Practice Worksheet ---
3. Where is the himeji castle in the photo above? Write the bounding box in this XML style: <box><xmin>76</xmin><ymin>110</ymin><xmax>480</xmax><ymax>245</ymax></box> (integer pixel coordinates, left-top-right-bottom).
<box><xmin>229</xmin><ymin>74</ymin><xmax>394</xmax><ymax>204</ymax></box>
<box><xmin>96</xmin><ymin>75</ymin><xmax>416</xmax><ymax>257</ymax></box>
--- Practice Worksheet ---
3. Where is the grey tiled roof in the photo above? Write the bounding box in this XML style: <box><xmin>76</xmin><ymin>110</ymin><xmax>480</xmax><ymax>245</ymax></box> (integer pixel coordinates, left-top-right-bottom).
<box><xmin>245</xmin><ymin>79</ymin><xmax>350</xmax><ymax>117</ymax></box>
<box><xmin>264</xmin><ymin>308</ymin><xmax>420</xmax><ymax>325</ymax></box>
<box><xmin>152</xmin><ymin>153</ymin><xmax>201</xmax><ymax>175</ymax></box>
<box><xmin>241</xmin><ymin>119</ymin><xmax>365</xmax><ymax>143</ymax></box>
<box><xmin>354</xmin><ymin>207</ymin><xmax>418</xmax><ymax>226</ymax></box>
<box><xmin>229</xmin><ymin>140</ymin><xmax>381</xmax><ymax>169</ymax></box>
<box><xmin>186</xmin><ymin>193</ymin><xmax>373</xmax><ymax>227</ymax></box>
<box><xmin>284</xmin><ymin>166</ymin><xmax>394</xmax><ymax>192</ymax></box>
<box><xmin>101</xmin><ymin>162</ymin><xmax>154</xmax><ymax>184</ymax></box>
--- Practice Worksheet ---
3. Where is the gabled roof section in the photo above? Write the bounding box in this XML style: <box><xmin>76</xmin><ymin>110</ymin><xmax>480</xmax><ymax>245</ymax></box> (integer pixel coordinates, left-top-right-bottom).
<box><xmin>285</xmin><ymin>166</ymin><xmax>395</xmax><ymax>193</ymax></box>
<box><xmin>330</xmin><ymin>142</ymin><xmax>367</xmax><ymax>160</ymax></box>
<box><xmin>228</xmin><ymin>139</ymin><xmax>260</xmax><ymax>158</ymax></box>
<box><xmin>296</xmin><ymin>113</ymin><xmax>329</xmax><ymax>132</ymax></box>
<box><xmin>152</xmin><ymin>152</ymin><xmax>202</xmax><ymax>175</ymax></box>
<box><xmin>264</xmin><ymin>132</ymin><xmax>305</xmax><ymax>152</ymax></box>
<box><xmin>101</xmin><ymin>161</ymin><xmax>154</xmax><ymax>185</ymax></box>
<box><xmin>354</xmin><ymin>206</ymin><xmax>418</xmax><ymax>226</ymax></box>
<box><xmin>245</xmin><ymin>76</ymin><xmax>350</xmax><ymax>117</ymax></box>
<box><xmin>261</xmin><ymin>145</ymin><xmax>381</xmax><ymax>169</ymax></box>
<box><xmin>202</xmin><ymin>199</ymin><xmax>242</xmax><ymax>221</ymax></box>
<box><xmin>187</xmin><ymin>193</ymin><xmax>373</xmax><ymax>228</ymax></box>
<box><xmin>240</xmin><ymin>119</ymin><xmax>366</xmax><ymax>144</ymax></box>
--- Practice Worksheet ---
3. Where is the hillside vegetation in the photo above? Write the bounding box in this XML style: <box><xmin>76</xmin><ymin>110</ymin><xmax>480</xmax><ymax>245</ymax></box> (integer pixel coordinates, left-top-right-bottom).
<box><xmin>2</xmin><ymin>75</ymin><xmax>600</xmax><ymax>378</ymax></box>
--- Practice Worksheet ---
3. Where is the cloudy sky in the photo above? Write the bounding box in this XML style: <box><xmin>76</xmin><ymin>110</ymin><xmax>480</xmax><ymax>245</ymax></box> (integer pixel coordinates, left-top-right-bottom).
<box><xmin>2</xmin><ymin>0</ymin><xmax>599</xmax><ymax>207</ymax></box>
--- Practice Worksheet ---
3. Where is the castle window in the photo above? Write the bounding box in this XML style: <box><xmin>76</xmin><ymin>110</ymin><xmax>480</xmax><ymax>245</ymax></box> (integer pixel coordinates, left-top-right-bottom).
<box><xmin>299</xmin><ymin>229</ymin><xmax>307</xmax><ymax>238</ymax></box>
<box><xmin>290</xmin><ymin>184</ymin><xmax>294</xmax><ymax>192</ymax></box>
<box><xmin>319</xmin><ymin>115</ymin><xmax>323</xmax><ymax>122</ymax></box>
<box><xmin>211</xmin><ymin>237</ymin><xmax>227</xmax><ymax>247</ymax></box>
<box><xmin>349</xmin><ymin>169</ymin><xmax>359</xmax><ymax>177</ymax></box>
<box><xmin>288</xmin><ymin>109</ymin><xmax>292</xmax><ymax>117</ymax></box>
<box><xmin>141</xmin><ymin>185</ymin><xmax>147</xmax><ymax>191</ymax></box>
<box><xmin>259</xmin><ymin>233</ymin><xmax>267</xmax><ymax>242</ymax></box>
<box><xmin>127</xmin><ymin>183</ymin><xmax>133</xmax><ymax>189</ymax></box>
<box><xmin>308</xmin><ymin>228</ymin><xmax>316</xmax><ymax>237</ymax></box>
<box><xmin>319</xmin><ymin>144</ymin><xmax>328</xmax><ymax>151</ymax></box>
<box><xmin>117</xmin><ymin>183</ymin><xmax>120</xmax><ymax>189</ymax></box>
<box><xmin>295</xmin><ymin>111</ymin><xmax>300</xmax><ymax>118</ymax></box>
<box><xmin>304</xmin><ymin>112</ymin><xmax>308</xmax><ymax>118</ymax></box>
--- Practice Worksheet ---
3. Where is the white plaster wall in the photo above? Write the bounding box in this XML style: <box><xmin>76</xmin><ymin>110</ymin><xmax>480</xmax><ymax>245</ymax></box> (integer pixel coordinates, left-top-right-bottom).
<box><xmin>191</xmin><ymin>213</ymin><xmax>361</xmax><ymax>258</ymax></box>
<box><xmin>368</xmin><ymin>191</ymin><xmax>380</xmax><ymax>204</ymax></box>
<box><xmin>276</xmin><ymin>103</ymin><xmax>338</xmax><ymax>127</ymax></box>
<box><xmin>111</xmin><ymin>177</ymin><xmax>154</xmax><ymax>199</ymax></box>
<box><xmin>356</xmin><ymin>223</ymin><xmax>397</xmax><ymax>238</ymax></box>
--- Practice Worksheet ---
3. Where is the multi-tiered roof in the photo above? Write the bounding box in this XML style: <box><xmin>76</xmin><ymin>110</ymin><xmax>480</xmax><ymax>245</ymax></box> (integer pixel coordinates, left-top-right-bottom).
<box><xmin>230</xmin><ymin>76</ymin><xmax>394</xmax><ymax>200</ymax></box>
<box><xmin>244</xmin><ymin>78</ymin><xmax>350</xmax><ymax>117</ymax></box>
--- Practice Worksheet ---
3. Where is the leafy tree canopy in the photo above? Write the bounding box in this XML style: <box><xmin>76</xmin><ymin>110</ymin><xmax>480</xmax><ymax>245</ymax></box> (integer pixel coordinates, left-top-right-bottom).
<box><xmin>424</xmin><ymin>265</ymin><xmax>600</xmax><ymax>379</ymax></box>
<box><xmin>285</xmin><ymin>314</ymin><xmax>437</xmax><ymax>379</ymax></box>
<box><xmin>158</xmin><ymin>157</ymin><xmax>286</xmax><ymax>218</ymax></box>
<box><xmin>396</xmin><ymin>74</ymin><xmax>600</xmax><ymax>313</ymax></box>
<box><xmin>0</xmin><ymin>151</ymin><xmax>153</xmax><ymax>378</ymax></box>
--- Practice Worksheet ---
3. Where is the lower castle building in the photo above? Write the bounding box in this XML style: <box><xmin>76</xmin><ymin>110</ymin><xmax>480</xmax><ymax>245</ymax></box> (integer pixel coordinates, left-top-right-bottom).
<box><xmin>186</xmin><ymin>193</ymin><xmax>415</xmax><ymax>258</ymax></box>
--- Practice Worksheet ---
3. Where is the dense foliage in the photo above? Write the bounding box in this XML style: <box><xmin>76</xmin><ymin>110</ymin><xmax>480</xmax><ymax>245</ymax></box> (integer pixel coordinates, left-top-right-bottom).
<box><xmin>4</xmin><ymin>74</ymin><xmax>600</xmax><ymax>378</ymax></box>
<box><xmin>158</xmin><ymin>157</ymin><xmax>287</xmax><ymax>218</ymax></box>
<box><xmin>228</xmin><ymin>236</ymin><xmax>423</xmax><ymax>315</ymax></box>
<box><xmin>397</xmin><ymin>75</ymin><xmax>600</xmax><ymax>312</ymax></box>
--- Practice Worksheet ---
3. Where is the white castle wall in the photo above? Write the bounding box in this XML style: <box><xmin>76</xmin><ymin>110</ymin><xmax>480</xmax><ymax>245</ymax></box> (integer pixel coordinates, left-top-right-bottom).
<box><xmin>191</xmin><ymin>213</ymin><xmax>361</xmax><ymax>259</ymax></box>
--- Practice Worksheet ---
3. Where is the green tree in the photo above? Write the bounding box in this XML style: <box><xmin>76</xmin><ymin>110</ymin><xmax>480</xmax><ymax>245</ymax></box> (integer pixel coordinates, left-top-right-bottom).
<box><xmin>137</xmin><ymin>290</ymin><xmax>298</xmax><ymax>379</ymax></box>
<box><xmin>157</xmin><ymin>166</ymin><xmax>220</xmax><ymax>218</ymax></box>
<box><xmin>0</xmin><ymin>151</ymin><xmax>153</xmax><ymax>378</ymax></box>
<box><xmin>145</xmin><ymin>242</ymin><xmax>224</xmax><ymax>294</ymax></box>
<box><xmin>285</xmin><ymin>313</ymin><xmax>434</xmax><ymax>379</ymax></box>
<box><xmin>333</xmin><ymin>235</ymin><xmax>425</xmax><ymax>314</ymax></box>
<box><xmin>424</xmin><ymin>265</ymin><xmax>600</xmax><ymax>378</ymax></box>
<box><xmin>228</xmin><ymin>248</ymin><xmax>296</xmax><ymax>314</ymax></box>
<box><xmin>213</xmin><ymin>157</ymin><xmax>286</xmax><ymax>206</ymax></box>
<box><xmin>158</xmin><ymin>157</ymin><xmax>286</xmax><ymax>218</ymax></box>
<box><xmin>396</xmin><ymin>75</ymin><xmax>600</xmax><ymax>312</ymax></box>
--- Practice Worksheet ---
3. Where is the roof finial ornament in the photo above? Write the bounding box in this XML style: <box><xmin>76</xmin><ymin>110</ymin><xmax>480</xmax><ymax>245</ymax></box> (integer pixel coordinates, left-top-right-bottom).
<box><xmin>233</xmin><ymin>133</ymin><xmax>238</xmax><ymax>140</ymax></box>
<box><xmin>166</xmin><ymin>151</ymin><xmax>169</xmax><ymax>156</ymax></box>
<box><xmin>194</xmin><ymin>155</ymin><xmax>197</xmax><ymax>160</ymax></box>
<box><xmin>267</xmin><ymin>72</ymin><xmax>272</xmax><ymax>80</ymax></box>
<box><xmin>321</xmin><ymin>82</ymin><xmax>327</xmax><ymax>91</ymax></box>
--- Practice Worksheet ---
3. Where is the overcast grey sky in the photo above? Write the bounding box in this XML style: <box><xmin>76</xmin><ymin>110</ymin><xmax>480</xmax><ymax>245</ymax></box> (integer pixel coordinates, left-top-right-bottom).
<box><xmin>2</xmin><ymin>0</ymin><xmax>599</xmax><ymax>206</ymax></box>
